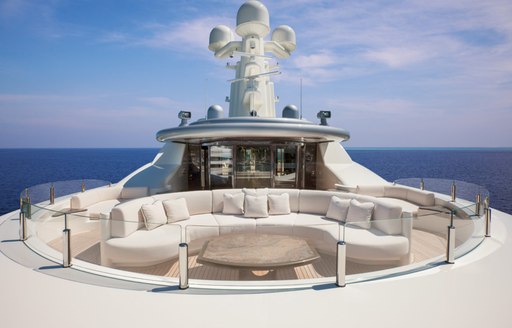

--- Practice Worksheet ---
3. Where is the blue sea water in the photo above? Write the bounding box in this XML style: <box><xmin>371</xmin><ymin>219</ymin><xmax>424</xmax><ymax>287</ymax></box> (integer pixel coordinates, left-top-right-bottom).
<box><xmin>0</xmin><ymin>148</ymin><xmax>511</xmax><ymax>215</ymax></box>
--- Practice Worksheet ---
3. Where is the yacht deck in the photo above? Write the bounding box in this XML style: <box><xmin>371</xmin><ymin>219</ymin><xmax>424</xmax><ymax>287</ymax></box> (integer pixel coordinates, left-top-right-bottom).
<box><xmin>47</xmin><ymin>226</ymin><xmax>446</xmax><ymax>281</ymax></box>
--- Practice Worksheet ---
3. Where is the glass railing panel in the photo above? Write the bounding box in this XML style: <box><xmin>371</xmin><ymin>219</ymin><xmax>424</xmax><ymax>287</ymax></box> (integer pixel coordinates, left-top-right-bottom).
<box><xmin>184</xmin><ymin>223</ymin><xmax>340</xmax><ymax>282</ymax></box>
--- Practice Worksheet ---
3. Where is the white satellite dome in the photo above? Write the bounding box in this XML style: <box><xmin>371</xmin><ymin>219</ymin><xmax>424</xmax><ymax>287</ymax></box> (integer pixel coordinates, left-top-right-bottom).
<box><xmin>272</xmin><ymin>25</ymin><xmax>296</xmax><ymax>52</ymax></box>
<box><xmin>208</xmin><ymin>25</ymin><xmax>233</xmax><ymax>52</ymax></box>
<box><xmin>235</xmin><ymin>1</ymin><xmax>270</xmax><ymax>37</ymax></box>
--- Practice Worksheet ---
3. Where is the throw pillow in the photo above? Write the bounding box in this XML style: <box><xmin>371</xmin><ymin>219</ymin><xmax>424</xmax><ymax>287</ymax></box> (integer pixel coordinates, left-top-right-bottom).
<box><xmin>244</xmin><ymin>194</ymin><xmax>269</xmax><ymax>218</ymax></box>
<box><xmin>141</xmin><ymin>202</ymin><xmax>167</xmax><ymax>230</ymax></box>
<box><xmin>325</xmin><ymin>196</ymin><xmax>351</xmax><ymax>222</ymax></box>
<box><xmin>223</xmin><ymin>192</ymin><xmax>245</xmax><ymax>215</ymax></box>
<box><xmin>346</xmin><ymin>199</ymin><xmax>374</xmax><ymax>229</ymax></box>
<box><xmin>162</xmin><ymin>198</ymin><xmax>190</xmax><ymax>223</ymax></box>
<box><xmin>268</xmin><ymin>193</ymin><xmax>291</xmax><ymax>215</ymax></box>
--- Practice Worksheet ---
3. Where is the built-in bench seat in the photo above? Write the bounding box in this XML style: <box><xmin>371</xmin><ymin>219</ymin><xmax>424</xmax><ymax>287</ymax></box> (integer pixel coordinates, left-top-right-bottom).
<box><xmin>97</xmin><ymin>188</ymin><xmax>412</xmax><ymax>269</ymax></box>
<box><xmin>336</xmin><ymin>184</ymin><xmax>436</xmax><ymax>215</ymax></box>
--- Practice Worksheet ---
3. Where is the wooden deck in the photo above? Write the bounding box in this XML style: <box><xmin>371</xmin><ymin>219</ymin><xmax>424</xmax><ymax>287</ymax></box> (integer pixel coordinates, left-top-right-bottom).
<box><xmin>47</xmin><ymin>227</ymin><xmax>446</xmax><ymax>281</ymax></box>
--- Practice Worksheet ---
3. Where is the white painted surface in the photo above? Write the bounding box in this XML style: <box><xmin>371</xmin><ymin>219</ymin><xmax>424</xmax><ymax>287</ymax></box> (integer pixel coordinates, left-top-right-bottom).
<box><xmin>1</xmin><ymin>209</ymin><xmax>511</xmax><ymax>328</ymax></box>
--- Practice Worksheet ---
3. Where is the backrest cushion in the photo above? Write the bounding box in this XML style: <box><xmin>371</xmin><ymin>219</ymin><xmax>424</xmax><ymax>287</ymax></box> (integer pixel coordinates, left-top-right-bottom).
<box><xmin>356</xmin><ymin>185</ymin><xmax>386</xmax><ymax>197</ymax></box>
<box><xmin>153</xmin><ymin>190</ymin><xmax>212</xmax><ymax>215</ymax></box>
<box><xmin>212</xmin><ymin>189</ymin><xmax>242</xmax><ymax>213</ymax></box>
<box><xmin>325</xmin><ymin>196</ymin><xmax>351</xmax><ymax>222</ymax></box>
<box><xmin>120</xmin><ymin>187</ymin><xmax>149</xmax><ymax>199</ymax></box>
<box><xmin>141</xmin><ymin>202</ymin><xmax>167</xmax><ymax>230</ymax></box>
<box><xmin>406</xmin><ymin>188</ymin><xmax>435</xmax><ymax>206</ymax></box>
<box><xmin>299</xmin><ymin>190</ymin><xmax>336</xmax><ymax>214</ymax></box>
<box><xmin>162</xmin><ymin>198</ymin><xmax>190</xmax><ymax>223</ymax></box>
<box><xmin>243</xmin><ymin>188</ymin><xmax>269</xmax><ymax>196</ymax></box>
<box><xmin>373</xmin><ymin>202</ymin><xmax>403</xmax><ymax>235</ymax></box>
<box><xmin>223</xmin><ymin>192</ymin><xmax>245</xmax><ymax>215</ymax></box>
<box><xmin>346</xmin><ymin>199</ymin><xmax>374</xmax><ymax>229</ymax></box>
<box><xmin>384</xmin><ymin>186</ymin><xmax>408</xmax><ymax>199</ymax></box>
<box><xmin>244</xmin><ymin>195</ymin><xmax>269</xmax><ymax>218</ymax></box>
<box><xmin>110</xmin><ymin>196</ymin><xmax>153</xmax><ymax>237</ymax></box>
<box><xmin>268</xmin><ymin>193</ymin><xmax>291</xmax><ymax>215</ymax></box>
<box><xmin>70</xmin><ymin>186</ymin><xmax>121</xmax><ymax>209</ymax></box>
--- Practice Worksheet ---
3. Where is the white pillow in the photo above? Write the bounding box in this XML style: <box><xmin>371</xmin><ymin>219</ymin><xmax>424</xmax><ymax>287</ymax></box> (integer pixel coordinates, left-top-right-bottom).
<box><xmin>141</xmin><ymin>202</ymin><xmax>167</xmax><ymax>230</ymax></box>
<box><xmin>268</xmin><ymin>193</ymin><xmax>291</xmax><ymax>215</ymax></box>
<box><xmin>223</xmin><ymin>192</ymin><xmax>245</xmax><ymax>215</ymax></box>
<box><xmin>244</xmin><ymin>195</ymin><xmax>269</xmax><ymax>218</ymax></box>
<box><xmin>346</xmin><ymin>199</ymin><xmax>374</xmax><ymax>229</ymax></box>
<box><xmin>162</xmin><ymin>198</ymin><xmax>190</xmax><ymax>223</ymax></box>
<box><xmin>325</xmin><ymin>196</ymin><xmax>350</xmax><ymax>222</ymax></box>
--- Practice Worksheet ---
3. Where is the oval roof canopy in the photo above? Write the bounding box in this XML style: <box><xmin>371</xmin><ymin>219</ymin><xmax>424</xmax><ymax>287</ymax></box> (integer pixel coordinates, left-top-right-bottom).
<box><xmin>156</xmin><ymin>117</ymin><xmax>350</xmax><ymax>144</ymax></box>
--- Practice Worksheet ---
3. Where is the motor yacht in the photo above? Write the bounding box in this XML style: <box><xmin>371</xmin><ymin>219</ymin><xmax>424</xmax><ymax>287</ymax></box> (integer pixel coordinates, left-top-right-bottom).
<box><xmin>1</xmin><ymin>1</ymin><xmax>511</xmax><ymax>327</ymax></box>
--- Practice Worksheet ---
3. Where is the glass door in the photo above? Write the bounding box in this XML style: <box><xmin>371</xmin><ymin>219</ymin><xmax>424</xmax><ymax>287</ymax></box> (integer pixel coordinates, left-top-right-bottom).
<box><xmin>235</xmin><ymin>146</ymin><xmax>271</xmax><ymax>188</ymax></box>
<box><xmin>274</xmin><ymin>145</ymin><xmax>298</xmax><ymax>188</ymax></box>
<box><xmin>209</xmin><ymin>145</ymin><xmax>233</xmax><ymax>189</ymax></box>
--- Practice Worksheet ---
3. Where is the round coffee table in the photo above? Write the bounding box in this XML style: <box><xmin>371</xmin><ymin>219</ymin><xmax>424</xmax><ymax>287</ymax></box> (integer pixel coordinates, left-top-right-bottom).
<box><xmin>197</xmin><ymin>233</ymin><xmax>320</xmax><ymax>279</ymax></box>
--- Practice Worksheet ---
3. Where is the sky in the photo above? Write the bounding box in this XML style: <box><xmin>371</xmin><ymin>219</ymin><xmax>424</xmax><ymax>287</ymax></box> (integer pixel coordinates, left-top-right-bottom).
<box><xmin>0</xmin><ymin>0</ymin><xmax>511</xmax><ymax>148</ymax></box>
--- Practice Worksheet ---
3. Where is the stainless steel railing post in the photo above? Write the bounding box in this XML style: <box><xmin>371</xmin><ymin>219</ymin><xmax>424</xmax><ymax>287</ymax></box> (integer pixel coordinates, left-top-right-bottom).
<box><xmin>451</xmin><ymin>181</ymin><xmax>456</xmax><ymax>202</ymax></box>
<box><xmin>446</xmin><ymin>210</ymin><xmax>455</xmax><ymax>264</ymax></box>
<box><xmin>484</xmin><ymin>197</ymin><xmax>491</xmax><ymax>237</ymax></box>
<box><xmin>420</xmin><ymin>178</ymin><xmax>424</xmax><ymax>190</ymax></box>
<box><xmin>485</xmin><ymin>208</ymin><xmax>492</xmax><ymax>238</ymax></box>
<box><xmin>179</xmin><ymin>243</ymin><xmax>189</xmax><ymax>289</ymax></box>
<box><xmin>81</xmin><ymin>180</ymin><xmax>86</xmax><ymax>193</ymax></box>
<box><xmin>19</xmin><ymin>210</ymin><xmax>27</xmax><ymax>241</ymax></box>
<box><xmin>336</xmin><ymin>241</ymin><xmax>346</xmax><ymax>287</ymax></box>
<box><xmin>63</xmin><ymin>214</ymin><xmax>72</xmax><ymax>268</ymax></box>
<box><xmin>475</xmin><ymin>193</ymin><xmax>481</xmax><ymax>216</ymax></box>
<box><xmin>50</xmin><ymin>183</ymin><xmax>55</xmax><ymax>205</ymax></box>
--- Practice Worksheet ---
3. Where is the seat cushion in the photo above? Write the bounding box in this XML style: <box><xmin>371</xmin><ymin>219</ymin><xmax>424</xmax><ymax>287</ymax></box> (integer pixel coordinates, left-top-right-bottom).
<box><xmin>174</xmin><ymin>214</ymin><xmax>219</xmax><ymax>242</ymax></box>
<box><xmin>345</xmin><ymin>226</ymin><xmax>409</xmax><ymax>261</ymax></box>
<box><xmin>103</xmin><ymin>224</ymin><xmax>181</xmax><ymax>267</ymax></box>
<box><xmin>255</xmin><ymin>213</ymin><xmax>296</xmax><ymax>235</ymax></box>
<box><xmin>213</xmin><ymin>213</ymin><xmax>256</xmax><ymax>234</ymax></box>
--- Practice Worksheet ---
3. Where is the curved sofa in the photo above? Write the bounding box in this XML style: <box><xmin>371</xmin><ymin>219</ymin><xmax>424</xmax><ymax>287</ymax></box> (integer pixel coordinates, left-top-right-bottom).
<box><xmin>98</xmin><ymin>188</ymin><xmax>414</xmax><ymax>269</ymax></box>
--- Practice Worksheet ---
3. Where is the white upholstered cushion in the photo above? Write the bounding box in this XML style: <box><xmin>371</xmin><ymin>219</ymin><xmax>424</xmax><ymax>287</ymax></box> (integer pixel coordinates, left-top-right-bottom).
<box><xmin>243</xmin><ymin>188</ymin><xmax>268</xmax><ymax>196</ymax></box>
<box><xmin>346</xmin><ymin>199</ymin><xmax>374</xmax><ymax>229</ymax></box>
<box><xmin>268</xmin><ymin>193</ymin><xmax>291</xmax><ymax>215</ymax></box>
<box><xmin>141</xmin><ymin>202</ymin><xmax>167</xmax><ymax>230</ymax></box>
<box><xmin>325</xmin><ymin>196</ymin><xmax>351</xmax><ymax>222</ymax></box>
<box><xmin>162</xmin><ymin>198</ymin><xmax>190</xmax><ymax>223</ymax></box>
<box><xmin>223</xmin><ymin>192</ymin><xmax>245</xmax><ymax>215</ymax></box>
<box><xmin>373</xmin><ymin>203</ymin><xmax>403</xmax><ymax>235</ymax></box>
<box><xmin>120</xmin><ymin>187</ymin><xmax>149</xmax><ymax>199</ymax></box>
<box><xmin>244</xmin><ymin>195</ymin><xmax>269</xmax><ymax>218</ymax></box>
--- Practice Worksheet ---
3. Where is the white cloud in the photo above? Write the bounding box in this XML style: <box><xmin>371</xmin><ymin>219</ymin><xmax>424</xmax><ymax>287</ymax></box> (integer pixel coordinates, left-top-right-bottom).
<box><xmin>363</xmin><ymin>47</ymin><xmax>429</xmax><ymax>68</ymax></box>
<box><xmin>139</xmin><ymin>16</ymin><xmax>232</xmax><ymax>54</ymax></box>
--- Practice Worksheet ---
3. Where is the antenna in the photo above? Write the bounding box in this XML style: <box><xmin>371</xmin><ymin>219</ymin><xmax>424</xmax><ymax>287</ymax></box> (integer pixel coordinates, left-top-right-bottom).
<box><xmin>300</xmin><ymin>77</ymin><xmax>303</xmax><ymax>119</ymax></box>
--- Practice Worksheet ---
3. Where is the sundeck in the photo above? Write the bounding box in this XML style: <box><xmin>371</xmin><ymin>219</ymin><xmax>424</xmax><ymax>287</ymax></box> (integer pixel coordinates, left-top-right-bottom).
<box><xmin>1</xmin><ymin>1</ymin><xmax>510</xmax><ymax>327</ymax></box>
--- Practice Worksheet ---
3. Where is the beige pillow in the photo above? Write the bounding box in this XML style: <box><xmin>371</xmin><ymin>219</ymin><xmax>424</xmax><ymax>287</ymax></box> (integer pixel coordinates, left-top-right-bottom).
<box><xmin>268</xmin><ymin>193</ymin><xmax>291</xmax><ymax>215</ymax></box>
<box><xmin>346</xmin><ymin>199</ymin><xmax>374</xmax><ymax>229</ymax></box>
<box><xmin>244</xmin><ymin>195</ymin><xmax>269</xmax><ymax>218</ymax></box>
<box><xmin>325</xmin><ymin>196</ymin><xmax>350</xmax><ymax>222</ymax></box>
<box><xmin>162</xmin><ymin>198</ymin><xmax>190</xmax><ymax>223</ymax></box>
<box><xmin>141</xmin><ymin>202</ymin><xmax>167</xmax><ymax>230</ymax></box>
<box><xmin>223</xmin><ymin>192</ymin><xmax>245</xmax><ymax>215</ymax></box>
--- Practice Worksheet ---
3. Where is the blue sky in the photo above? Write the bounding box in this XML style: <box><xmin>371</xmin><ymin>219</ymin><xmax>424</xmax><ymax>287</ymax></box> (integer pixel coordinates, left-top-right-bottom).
<box><xmin>1</xmin><ymin>0</ymin><xmax>511</xmax><ymax>148</ymax></box>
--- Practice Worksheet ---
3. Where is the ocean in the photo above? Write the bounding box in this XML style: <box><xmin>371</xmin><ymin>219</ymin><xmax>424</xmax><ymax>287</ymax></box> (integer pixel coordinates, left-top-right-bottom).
<box><xmin>0</xmin><ymin>148</ymin><xmax>511</xmax><ymax>215</ymax></box>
